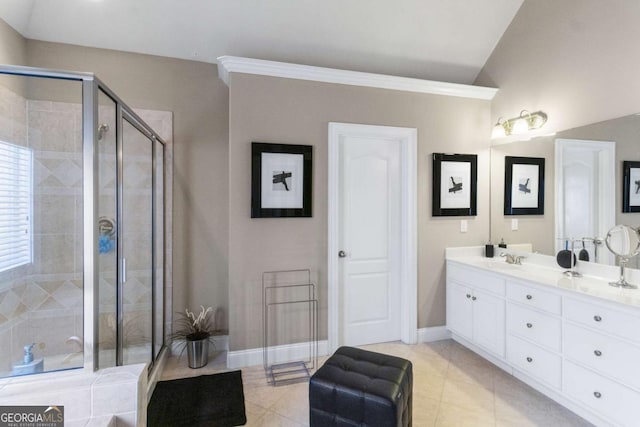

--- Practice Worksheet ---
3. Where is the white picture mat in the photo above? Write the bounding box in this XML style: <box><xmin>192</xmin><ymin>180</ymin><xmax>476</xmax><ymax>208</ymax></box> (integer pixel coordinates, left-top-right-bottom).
<box><xmin>629</xmin><ymin>167</ymin><xmax>640</xmax><ymax>207</ymax></box>
<box><xmin>511</xmin><ymin>163</ymin><xmax>539</xmax><ymax>208</ymax></box>
<box><xmin>440</xmin><ymin>161</ymin><xmax>471</xmax><ymax>209</ymax></box>
<box><xmin>261</xmin><ymin>152</ymin><xmax>304</xmax><ymax>209</ymax></box>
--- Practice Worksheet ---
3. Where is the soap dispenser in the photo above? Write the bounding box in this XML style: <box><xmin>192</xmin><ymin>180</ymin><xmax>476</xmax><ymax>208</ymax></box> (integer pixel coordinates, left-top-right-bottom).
<box><xmin>485</xmin><ymin>241</ymin><xmax>495</xmax><ymax>258</ymax></box>
<box><xmin>12</xmin><ymin>343</ymin><xmax>44</xmax><ymax>376</ymax></box>
<box><xmin>498</xmin><ymin>238</ymin><xmax>507</xmax><ymax>249</ymax></box>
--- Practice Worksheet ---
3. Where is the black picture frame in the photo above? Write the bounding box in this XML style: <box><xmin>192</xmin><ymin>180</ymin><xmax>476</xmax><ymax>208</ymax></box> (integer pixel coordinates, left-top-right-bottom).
<box><xmin>504</xmin><ymin>156</ymin><xmax>545</xmax><ymax>215</ymax></box>
<box><xmin>432</xmin><ymin>153</ymin><xmax>477</xmax><ymax>217</ymax></box>
<box><xmin>622</xmin><ymin>160</ymin><xmax>640</xmax><ymax>213</ymax></box>
<box><xmin>251</xmin><ymin>142</ymin><xmax>313</xmax><ymax>218</ymax></box>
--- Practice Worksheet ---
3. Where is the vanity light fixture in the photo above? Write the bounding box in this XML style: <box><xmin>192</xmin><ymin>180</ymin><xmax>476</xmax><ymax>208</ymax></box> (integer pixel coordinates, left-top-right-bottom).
<box><xmin>491</xmin><ymin>110</ymin><xmax>548</xmax><ymax>138</ymax></box>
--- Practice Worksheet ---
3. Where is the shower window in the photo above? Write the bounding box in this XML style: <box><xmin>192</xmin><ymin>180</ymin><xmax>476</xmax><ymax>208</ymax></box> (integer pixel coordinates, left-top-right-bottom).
<box><xmin>0</xmin><ymin>140</ymin><xmax>33</xmax><ymax>273</ymax></box>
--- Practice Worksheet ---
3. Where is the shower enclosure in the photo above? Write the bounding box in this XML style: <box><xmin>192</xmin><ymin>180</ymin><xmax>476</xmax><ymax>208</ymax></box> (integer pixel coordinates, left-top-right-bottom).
<box><xmin>0</xmin><ymin>65</ymin><xmax>170</xmax><ymax>377</ymax></box>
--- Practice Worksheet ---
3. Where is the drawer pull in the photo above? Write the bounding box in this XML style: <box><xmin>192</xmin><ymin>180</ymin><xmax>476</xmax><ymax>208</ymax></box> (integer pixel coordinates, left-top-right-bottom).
<box><xmin>594</xmin><ymin>315</ymin><xmax>602</xmax><ymax>322</ymax></box>
<box><xmin>526</xmin><ymin>357</ymin><xmax>533</xmax><ymax>363</ymax></box>
<box><xmin>472</xmin><ymin>296</ymin><xmax>477</xmax><ymax>301</ymax></box>
<box><xmin>594</xmin><ymin>391</ymin><xmax>602</xmax><ymax>399</ymax></box>
<box><xmin>526</xmin><ymin>323</ymin><xmax>533</xmax><ymax>328</ymax></box>
<box><xmin>466</xmin><ymin>294</ymin><xmax>471</xmax><ymax>299</ymax></box>
<box><xmin>526</xmin><ymin>294</ymin><xmax>533</xmax><ymax>300</ymax></box>
<box><xmin>594</xmin><ymin>350</ymin><xmax>602</xmax><ymax>357</ymax></box>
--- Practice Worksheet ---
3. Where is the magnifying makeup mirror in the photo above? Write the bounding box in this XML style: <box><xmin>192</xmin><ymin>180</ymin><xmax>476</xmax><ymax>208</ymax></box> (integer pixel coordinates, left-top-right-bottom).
<box><xmin>605</xmin><ymin>225</ymin><xmax>640</xmax><ymax>289</ymax></box>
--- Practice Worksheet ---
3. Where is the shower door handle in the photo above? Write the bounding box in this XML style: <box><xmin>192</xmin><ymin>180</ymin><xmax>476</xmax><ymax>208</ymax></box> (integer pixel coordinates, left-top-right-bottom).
<box><xmin>122</xmin><ymin>258</ymin><xmax>127</xmax><ymax>283</ymax></box>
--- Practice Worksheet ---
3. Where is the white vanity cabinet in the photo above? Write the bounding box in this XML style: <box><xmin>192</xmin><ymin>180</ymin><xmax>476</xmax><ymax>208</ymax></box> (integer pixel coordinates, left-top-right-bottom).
<box><xmin>562</xmin><ymin>297</ymin><xmax>640</xmax><ymax>426</ymax></box>
<box><xmin>505</xmin><ymin>280</ymin><xmax>563</xmax><ymax>389</ymax></box>
<box><xmin>446</xmin><ymin>258</ymin><xmax>640</xmax><ymax>427</ymax></box>
<box><xmin>446</xmin><ymin>262</ymin><xmax>506</xmax><ymax>358</ymax></box>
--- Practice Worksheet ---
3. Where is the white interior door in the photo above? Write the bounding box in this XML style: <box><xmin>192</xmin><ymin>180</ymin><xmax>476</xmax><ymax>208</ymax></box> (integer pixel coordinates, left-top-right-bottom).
<box><xmin>339</xmin><ymin>135</ymin><xmax>401</xmax><ymax>346</ymax></box>
<box><xmin>555</xmin><ymin>139</ymin><xmax>615</xmax><ymax>264</ymax></box>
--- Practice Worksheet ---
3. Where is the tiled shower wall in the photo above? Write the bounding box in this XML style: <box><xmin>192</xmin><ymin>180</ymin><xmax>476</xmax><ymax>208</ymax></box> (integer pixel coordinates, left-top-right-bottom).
<box><xmin>0</xmin><ymin>81</ymin><xmax>173</xmax><ymax>376</ymax></box>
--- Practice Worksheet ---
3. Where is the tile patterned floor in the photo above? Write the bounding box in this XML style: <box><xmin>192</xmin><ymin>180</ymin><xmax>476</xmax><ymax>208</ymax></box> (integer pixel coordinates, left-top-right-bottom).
<box><xmin>159</xmin><ymin>340</ymin><xmax>593</xmax><ymax>426</ymax></box>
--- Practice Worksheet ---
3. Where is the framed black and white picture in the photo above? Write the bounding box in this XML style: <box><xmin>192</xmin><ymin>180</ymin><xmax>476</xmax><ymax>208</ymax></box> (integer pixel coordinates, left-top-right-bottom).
<box><xmin>504</xmin><ymin>156</ymin><xmax>545</xmax><ymax>215</ymax></box>
<box><xmin>432</xmin><ymin>153</ymin><xmax>477</xmax><ymax>216</ymax></box>
<box><xmin>251</xmin><ymin>142</ymin><xmax>313</xmax><ymax>218</ymax></box>
<box><xmin>622</xmin><ymin>160</ymin><xmax>640</xmax><ymax>213</ymax></box>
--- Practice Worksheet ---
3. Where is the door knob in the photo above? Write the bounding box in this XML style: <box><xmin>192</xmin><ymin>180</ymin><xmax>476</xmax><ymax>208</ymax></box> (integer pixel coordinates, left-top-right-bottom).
<box><xmin>338</xmin><ymin>250</ymin><xmax>347</xmax><ymax>258</ymax></box>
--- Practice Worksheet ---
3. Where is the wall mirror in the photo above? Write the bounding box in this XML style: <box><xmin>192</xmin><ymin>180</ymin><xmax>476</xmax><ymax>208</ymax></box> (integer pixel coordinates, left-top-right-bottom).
<box><xmin>490</xmin><ymin>113</ymin><xmax>640</xmax><ymax>267</ymax></box>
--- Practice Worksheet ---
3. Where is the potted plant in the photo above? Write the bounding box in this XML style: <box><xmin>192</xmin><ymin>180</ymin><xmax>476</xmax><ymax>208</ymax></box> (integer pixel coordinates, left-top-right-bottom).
<box><xmin>172</xmin><ymin>306</ymin><xmax>216</xmax><ymax>368</ymax></box>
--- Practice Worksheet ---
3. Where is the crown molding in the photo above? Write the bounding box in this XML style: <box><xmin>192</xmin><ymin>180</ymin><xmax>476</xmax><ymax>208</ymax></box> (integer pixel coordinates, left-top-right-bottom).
<box><xmin>217</xmin><ymin>56</ymin><xmax>498</xmax><ymax>100</ymax></box>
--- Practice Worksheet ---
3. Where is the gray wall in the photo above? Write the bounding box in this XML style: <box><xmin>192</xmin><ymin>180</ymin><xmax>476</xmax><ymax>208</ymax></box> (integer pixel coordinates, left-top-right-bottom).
<box><xmin>23</xmin><ymin>40</ymin><xmax>230</xmax><ymax>330</ymax></box>
<box><xmin>0</xmin><ymin>17</ymin><xmax>26</xmax><ymax>93</ymax></box>
<box><xmin>476</xmin><ymin>0</ymin><xmax>640</xmax><ymax>133</ymax></box>
<box><xmin>0</xmin><ymin>18</ymin><xmax>25</xmax><ymax>64</ymax></box>
<box><xmin>228</xmin><ymin>73</ymin><xmax>492</xmax><ymax>351</ymax></box>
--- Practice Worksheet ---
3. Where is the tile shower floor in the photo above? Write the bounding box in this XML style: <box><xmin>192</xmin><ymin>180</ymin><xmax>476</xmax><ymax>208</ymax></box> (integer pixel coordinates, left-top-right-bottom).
<box><xmin>159</xmin><ymin>340</ymin><xmax>592</xmax><ymax>426</ymax></box>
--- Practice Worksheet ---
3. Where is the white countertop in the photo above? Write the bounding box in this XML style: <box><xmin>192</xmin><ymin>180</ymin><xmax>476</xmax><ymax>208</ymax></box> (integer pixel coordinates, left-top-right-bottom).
<box><xmin>446</xmin><ymin>247</ymin><xmax>640</xmax><ymax>309</ymax></box>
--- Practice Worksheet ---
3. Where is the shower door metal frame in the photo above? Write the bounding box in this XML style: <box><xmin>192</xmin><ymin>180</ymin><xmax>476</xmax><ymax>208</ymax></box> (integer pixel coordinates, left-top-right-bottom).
<box><xmin>116</xmin><ymin>109</ymin><xmax>165</xmax><ymax>369</ymax></box>
<box><xmin>0</xmin><ymin>64</ymin><xmax>169</xmax><ymax>374</ymax></box>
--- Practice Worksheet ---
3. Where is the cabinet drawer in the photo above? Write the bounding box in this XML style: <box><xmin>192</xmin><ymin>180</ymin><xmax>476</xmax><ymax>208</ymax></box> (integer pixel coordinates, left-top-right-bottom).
<box><xmin>564</xmin><ymin>322</ymin><xmax>640</xmax><ymax>390</ymax></box>
<box><xmin>564</xmin><ymin>298</ymin><xmax>640</xmax><ymax>343</ymax></box>
<box><xmin>448</xmin><ymin>265</ymin><xmax>505</xmax><ymax>296</ymax></box>
<box><xmin>506</xmin><ymin>281</ymin><xmax>561</xmax><ymax>315</ymax></box>
<box><xmin>506</xmin><ymin>334</ymin><xmax>561</xmax><ymax>389</ymax></box>
<box><xmin>507</xmin><ymin>303</ymin><xmax>561</xmax><ymax>352</ymax></box>
<box><xmin>564</xmin><ymin>361</ymin><xmax>640</xmax><ymax>427</ymax></box>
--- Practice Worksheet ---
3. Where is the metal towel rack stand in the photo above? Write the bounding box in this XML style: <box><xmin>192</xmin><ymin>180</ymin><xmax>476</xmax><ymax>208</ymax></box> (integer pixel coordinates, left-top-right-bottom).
<box><xmin>262</xmin><ymin>269</ymin><xmax>318</xmax><ymax>386</ymax></box>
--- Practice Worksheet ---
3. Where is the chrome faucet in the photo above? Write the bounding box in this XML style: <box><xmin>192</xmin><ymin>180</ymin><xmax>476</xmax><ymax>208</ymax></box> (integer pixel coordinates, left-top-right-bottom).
<box><xmin>500</xmin><ymin>252</ymin><xmax>526</xmax><ymax>265</ymax></box>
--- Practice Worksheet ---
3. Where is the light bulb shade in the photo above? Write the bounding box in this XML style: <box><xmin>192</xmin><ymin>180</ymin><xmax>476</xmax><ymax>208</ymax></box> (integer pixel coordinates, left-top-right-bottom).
<box><xmin>491</xmin><ymin>123</ymin><xmax>506</xmax><ymax>139</ymax></box>
<box><xmin>511</xmin><ymin>117</ymin><xmax>529</xmax><ymax>134</ymax></box>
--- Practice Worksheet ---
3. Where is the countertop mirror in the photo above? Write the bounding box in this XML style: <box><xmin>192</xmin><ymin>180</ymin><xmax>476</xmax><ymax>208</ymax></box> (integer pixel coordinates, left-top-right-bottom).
<box><xmin>490</xmin><ymin>114</ymin><xmax>640</xmax><ymax>267</ymax></box>
<box><xmin>605</xmin><ymin>224</ymin><xmax>640</xmax><ymax>259</ymax></box>
<box><xmin>605</xmin><ymin>224</ymin><xmax>640</xmax><ymax>288</ymax></box>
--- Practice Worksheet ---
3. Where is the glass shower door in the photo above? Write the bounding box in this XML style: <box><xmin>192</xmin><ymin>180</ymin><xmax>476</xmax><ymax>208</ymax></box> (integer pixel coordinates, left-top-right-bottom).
<box><xmin>120</xmin><ymin>117</ymin><xmax>153</xmax><ymax>365</ymax></box>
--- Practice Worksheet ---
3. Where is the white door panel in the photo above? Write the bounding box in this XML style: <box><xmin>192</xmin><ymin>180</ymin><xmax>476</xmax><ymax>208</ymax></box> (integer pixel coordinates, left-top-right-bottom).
<box><xmin>346</xmin><ymin>272</ymin><xmax>390</xmax><ymax>323</ymax></box>
<box><xmin>348</xmin><ymin>155</ymin><xmax>389</xmax><ymax>258</ymax></box>
<box><xmin>341</xmin><ymin>136</ymin><xmax>401</xmax><ymax>346</ymax></box>
<box><xmin>345</xmin><ymin>259</ymin><xmax>388</xmax><ymax>275</ymax></box>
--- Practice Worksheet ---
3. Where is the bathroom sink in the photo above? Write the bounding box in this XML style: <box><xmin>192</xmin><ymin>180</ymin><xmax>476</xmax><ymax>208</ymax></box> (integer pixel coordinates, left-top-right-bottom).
<box><xmin>476</xmin><ymin>260</ymin><xmax>523</xmax><ymax>271</ymax></box>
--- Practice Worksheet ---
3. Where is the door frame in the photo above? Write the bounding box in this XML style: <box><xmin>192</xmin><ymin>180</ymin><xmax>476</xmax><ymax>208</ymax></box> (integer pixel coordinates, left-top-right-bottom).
<box><xmin>327</xmin><ymin>122</ymin><xmax>418</xmax><ymax>352</ymax></box>
<box><xmin>555</xmin><ymin>138</ymin><xmax>615</xmax><ymax>263</ymax></box>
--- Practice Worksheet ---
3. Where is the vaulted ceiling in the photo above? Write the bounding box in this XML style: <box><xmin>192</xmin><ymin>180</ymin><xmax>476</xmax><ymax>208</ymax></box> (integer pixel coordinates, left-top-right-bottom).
<box><xmin>0</xmin><ymin>0</ymin><xmax>523</xmax><ymax>84</ymax></box>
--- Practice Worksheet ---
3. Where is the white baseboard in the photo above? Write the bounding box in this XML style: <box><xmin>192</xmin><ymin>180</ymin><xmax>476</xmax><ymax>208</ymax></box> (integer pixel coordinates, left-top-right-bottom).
<box><xmin>227</xmin><ymin>340</ymin><xmax>329</xmax><ymax>369</ymax></box>
<box><xmin>223</xmin><ymin>328</ymin><xmax>449</xmax><ymax>369</ymax></box>
<box><xmin>417</xmin><ymin>326</ymin><xmax>451</xmax><ymax>343</ymax></box>
<box><xmin>170</xmin><ymin>335</ymin><xmax>229</xmax><ymax>356</ymax></box>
